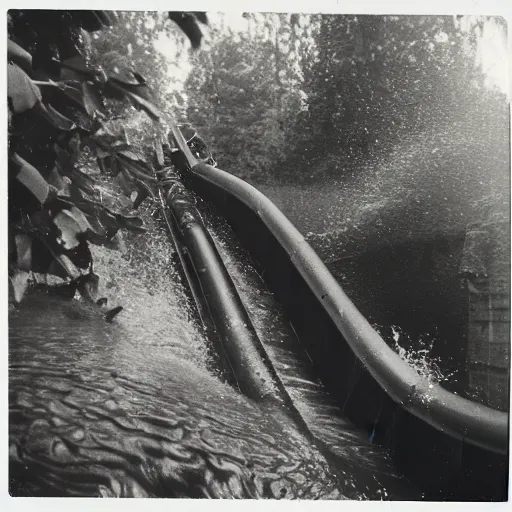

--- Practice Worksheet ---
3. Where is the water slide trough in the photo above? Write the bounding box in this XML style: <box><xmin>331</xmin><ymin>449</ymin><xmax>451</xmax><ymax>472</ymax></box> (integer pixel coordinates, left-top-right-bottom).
<box><xmin>155</xmin><ymin>122</ymin><xmax>509</xmax><ymax>501</ymax></box>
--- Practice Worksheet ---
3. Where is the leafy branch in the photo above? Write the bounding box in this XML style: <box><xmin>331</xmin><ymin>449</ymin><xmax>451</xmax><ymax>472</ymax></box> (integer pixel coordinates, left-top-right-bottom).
<box><xmin>8</xmin><ymin>10</ymin><xmax>209</xmax><ymax>312</ymax></box>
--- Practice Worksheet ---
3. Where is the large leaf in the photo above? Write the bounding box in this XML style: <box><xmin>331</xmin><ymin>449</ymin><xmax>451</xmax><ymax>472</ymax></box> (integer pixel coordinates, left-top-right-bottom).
<box><xmin>10</xmin><ymin>270</ymin><xmax>30</xmax><ymax>304</ymax></box>
<box><xmin>65</xmin><ymin>240</ymin><xmax>93</xmax><ymax>271</ymax></box>
<box><xmin>8</xmin><ymin>63</ymin><xmax>41</xmax><ymax>113</ymax></box>
<box><xmin>37</xmin><ymin>79</ymin><xmax>98</xmax><ymax>120</ymax></box>
<box><xmin>46</xmin><ymin>167</ymin><xmax>70</xmax><ymax>195</ymax></box>
<box><xmin>25</xmin><ymin>206</ymin><xmax>90</xmax><ymax>274</ymax></box>
<box><xmin>76</xmin><ymin>271</ymin><xmax>101</xmax><ymax>303</ymax></box>
<box><xmin>37</xmin><ymin>102</ymin><xmax>77</xmax><ymax>131</ymax></box>
<box><xmin>59</xmin><ymin>55</ymin><xmax>90</xmax><ymax>81</ymax></box>
<box><xmin>82</xmin><ymin>81</ymin><xmax>105</xmax><ymax>117</ymax></box>
<box><xmin>8</xmin><ymin>39</ymin><xmax>33</xmax><ymax>76</ymax></box>
<box><xmin>57</xmin><ymin>80</ymin><xmax>84</xmax><ymax>106</ymax></box>
<box><xmin>104</xmin><ymin>79</ymin><xmax>162</xmax><ymax>121</ymax></box>
<box><xmin>46</xmin><ymin>56</ymin><xmax>100</xmax><ymax>82</ymax></box>
<box><xmin>105</xmin><ymin>306</ymin><xmax>123</xmax><ymax>323</ymax></box>
<box><xmin>169</xmin><ymin>12</ymin><xmax>206</xmax><ymax>49</ymax></box>
<box><xmin>10</xmin><ymin>153</ymin><xmax>52</xmax><ymax>205</ymax></box>
<box><xmin>47</xmin><ymin>253</ymin><xmax>81</xmax><ymax>280</ymax></box>
<box><xmin>45</xmin><ymin>79</ymin><xmax>105</xmax><ymax>119</ymax></box>
<box><xmin>53</xmin><ymin>206</ymin><xmax>93</xmax><ymax>250</ymax></box>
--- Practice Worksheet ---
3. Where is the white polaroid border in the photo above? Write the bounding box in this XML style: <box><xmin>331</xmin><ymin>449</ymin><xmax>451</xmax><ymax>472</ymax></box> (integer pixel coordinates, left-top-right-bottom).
<box><xmin>1</xmin><ymin>2</ymin><xmax>511</xmax><ymax>512</ymax></box>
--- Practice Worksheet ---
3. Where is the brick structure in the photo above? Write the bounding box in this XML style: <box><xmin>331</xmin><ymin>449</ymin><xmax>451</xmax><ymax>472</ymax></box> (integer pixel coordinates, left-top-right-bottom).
<box><xmin>461</xmin><ymin>221</ymin><xmax>510</xmax><ymax>411</ymax></box>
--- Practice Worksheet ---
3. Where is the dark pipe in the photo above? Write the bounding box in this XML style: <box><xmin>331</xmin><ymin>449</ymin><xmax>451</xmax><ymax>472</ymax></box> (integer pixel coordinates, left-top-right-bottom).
<box><xmin>158</xmin><ymin>185</ymin><xmax>217</xmax><ymax>338</ymax></box>
<box><xmin>160</xmin><ymin>177</ymin><xmax>292</xmax><ymax>406</ymax></box>
<box><xmin>157</xmin><ymin>172</ymin><xmax>421</xmax><ymax>500</ymax></box>
<box><xmin>185</xmin><ymin>161</ymin><xmax>508</xmax><ymax>455</ymax></box>
<box><xmin>166</xmin><ymin>150</ymin><xmax>508</xmax><ymax>500</ymax></box>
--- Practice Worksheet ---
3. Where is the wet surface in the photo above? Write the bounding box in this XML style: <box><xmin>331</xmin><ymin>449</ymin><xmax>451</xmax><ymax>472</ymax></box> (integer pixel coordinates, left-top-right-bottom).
<box><xmin>202</xmin><ymin>203</ymin><xmax>421</xmax><ymax>500</ymax></box>
<box><xmin>12</xmin><ymin>154</ymin><xmax>501</xmax><ymax>498</ymax></box>
<box><xmin>8</xmin><ymin>211</ymin><xmax>345</xmax><ymax>499</ymax></box>
<box><xmin>9</xmin><ymin>295</ymin><xmax>343</xmax><ymax>498</ymax></box>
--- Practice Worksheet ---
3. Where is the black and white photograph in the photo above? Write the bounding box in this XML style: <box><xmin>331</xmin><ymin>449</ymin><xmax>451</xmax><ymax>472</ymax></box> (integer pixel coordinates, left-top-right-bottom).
<box><xmin>5</xmin><ymin>1</ymin><xmax>511</xmax><ymax>503</ymax></box>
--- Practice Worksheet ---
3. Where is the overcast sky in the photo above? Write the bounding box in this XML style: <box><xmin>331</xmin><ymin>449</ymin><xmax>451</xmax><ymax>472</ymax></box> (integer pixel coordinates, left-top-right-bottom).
<box><xmin>474</xmin><ymin>17</ymin><xmax>509</xmax><ymax>95</ymax></box>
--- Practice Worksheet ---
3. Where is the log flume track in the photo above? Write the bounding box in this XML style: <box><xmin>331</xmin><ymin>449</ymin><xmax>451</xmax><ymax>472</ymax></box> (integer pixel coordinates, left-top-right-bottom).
<box><xmin>155</xmin><ymin>122</ymin><xmax>509</xmax><ymax>501</ymax></box>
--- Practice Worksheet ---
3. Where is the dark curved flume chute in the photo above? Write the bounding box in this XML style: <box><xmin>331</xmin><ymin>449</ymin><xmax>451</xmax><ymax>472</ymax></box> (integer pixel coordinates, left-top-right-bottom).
<box><xmin>162</xmin><ymin>123</ymin><xmax>508</xmax><ymax>502</ymax></box>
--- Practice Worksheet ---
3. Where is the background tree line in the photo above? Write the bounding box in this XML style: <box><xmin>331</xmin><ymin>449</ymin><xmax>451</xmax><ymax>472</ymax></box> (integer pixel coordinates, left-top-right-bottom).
<box><xmin>85</xmin><ymin>13</ymin><xmax>508</xmax><ymax>189</ymax></box>
<box><xmin>178</xmin><ymin>14</ymin><xmax>507</xmax><ymax>187</ymax></box>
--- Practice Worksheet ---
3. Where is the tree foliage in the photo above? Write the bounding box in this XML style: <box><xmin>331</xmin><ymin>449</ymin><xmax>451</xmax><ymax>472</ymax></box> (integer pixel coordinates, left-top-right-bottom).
<box><xmin>181</xmin><ymin>14</ymin><xmax>507</xmax><ymax>187</ymax></box>
<box><xmin>183</xmin><ymin>13</ymin><xmax>306</xmax><ymax>181</ymax></box>
<box><xmin>7</xmin><ymin>10</ymin><xmax>207</xmax><ymax>307</ymax></box>
<box><xmin>296</xmin><ymin>16</ymin><xmax>506</xmax><ymax>164</ymax></box>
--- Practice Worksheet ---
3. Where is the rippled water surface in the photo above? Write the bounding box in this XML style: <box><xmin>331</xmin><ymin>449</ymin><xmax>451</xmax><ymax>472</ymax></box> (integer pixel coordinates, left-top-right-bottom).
<box><xmin>9</xmin><ymin>210</ymin><xmax>345</xmax><ymax>499</ymax></box>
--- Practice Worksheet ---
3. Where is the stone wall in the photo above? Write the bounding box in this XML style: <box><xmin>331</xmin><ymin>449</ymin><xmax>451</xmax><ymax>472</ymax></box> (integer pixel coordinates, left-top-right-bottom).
<box><xmin>462</xmin><ymin>222</ymin><xmax>510</xmax><ymax>411</ymax></box>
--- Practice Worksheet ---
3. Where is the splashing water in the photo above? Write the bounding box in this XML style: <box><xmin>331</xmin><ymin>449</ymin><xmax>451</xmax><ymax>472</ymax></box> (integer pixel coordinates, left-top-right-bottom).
<box><xmin>9</xmin><ymin>200</ymin><xmax>347</xmax><ymax>499</ymax></box>
<box><xmin>388</xmin><ymin>326</ymin><xmax>455</xmax><ymax>386</ymax></box>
